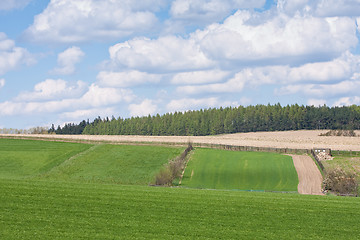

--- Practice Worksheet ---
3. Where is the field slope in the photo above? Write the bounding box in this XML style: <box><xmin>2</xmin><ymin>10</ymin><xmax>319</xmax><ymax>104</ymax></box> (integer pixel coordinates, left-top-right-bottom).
<box><xmin>0</xmin><ymin>138</ymin><xmax>183</xmax><ymax>185</ymax></box>
<box><xmin>181</xmin><ymin>148</ymin><xmax>299</xmax><ymax>191</ymax></box>
<box><xmin>0</xmin><ymin>138</ymin><xmax>92</xmax><ymax>179</ymax></box>
<box><xmin>1</xmin><ymin>179</ymin><xmax>360</xmax><ymax>239</ymax></box>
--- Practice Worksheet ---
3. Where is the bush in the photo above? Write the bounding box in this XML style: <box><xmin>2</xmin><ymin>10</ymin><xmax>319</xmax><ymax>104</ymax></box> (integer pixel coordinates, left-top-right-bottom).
<box><xmin>155</xmin><ymin>167</ymin><xmax>173</xmax><ymax>186</ymax></box>
<box><xmin>320</xmin><ymin>130</ymin><xmax>357</xmax><ymax>137</ymax></box>
<box><xmin>323</xmin><ymin>168</ymin><xmax>358</xmax><ymax>196</ymax></box>
<box><xmin>154</xmin><ymin>143</ymin><xmax>193</xmax><ymax>186</ymax></box>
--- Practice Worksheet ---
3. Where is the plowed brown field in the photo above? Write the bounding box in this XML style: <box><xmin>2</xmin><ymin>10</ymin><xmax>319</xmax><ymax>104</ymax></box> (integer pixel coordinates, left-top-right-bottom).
<box><xmin>2</xmin><ymin>130</ymin><xmax>360</xmax><ymax>151</ymax></box>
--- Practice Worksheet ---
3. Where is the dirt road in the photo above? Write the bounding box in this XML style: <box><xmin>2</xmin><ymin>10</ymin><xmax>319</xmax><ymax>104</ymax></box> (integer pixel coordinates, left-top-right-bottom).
<box><xmin>289</xmin><ymin>154</ymin><xmax>323</xmax><ymax>195</ymax></box>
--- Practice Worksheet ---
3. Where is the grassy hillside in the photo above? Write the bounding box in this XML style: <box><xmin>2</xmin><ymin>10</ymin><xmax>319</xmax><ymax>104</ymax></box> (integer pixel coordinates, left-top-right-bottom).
<box><xmin>42</xmin><ymin>144</ymin><xmax>184</xmax><ymax>184</ymax></box>
<box><xmin>1</xmin><ymin>178</ymin><xmax>360</xmax><ymax>239</ymax></box>
<box><xmin>0</xmin><ymin>138</ymin><xmax>92</xmax><ymax>179</ymax></box>
<box><xmin>0</xmin><ymin>138</ymin><xmax>183</xmax><ymax>185</ymax></box>
<box><xmin>181</xmin><ymin>148</ymin><xmax>298</xmax><ymax>191</ymax></box>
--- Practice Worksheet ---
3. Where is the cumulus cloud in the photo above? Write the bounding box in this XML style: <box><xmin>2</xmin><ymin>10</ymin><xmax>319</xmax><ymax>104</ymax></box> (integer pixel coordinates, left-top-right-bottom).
<box><xmin>177</xmin><ymin>52</ymin><xmax>360</xmax><ymax>95</ymax></box>
<box><xmin>15</xmin><ymin>79</ymin><xmax>88</xmax><ymax>101</ymax></box>
<box><xmin>97</xmin><ymin>70</ymin><xmax>161</xmax><ymax>88</ymax></box>
<box><xmin>81</xmin><ymin>84</ymin><xmax>134</xmax><ymax>107</ymax></box>
<box><xmin>198</xmin><ymin>10</ymin><xmax>357</xmax><ymax>62</ymax></box>
<box><xmin>51</xmin><ymin>46</ymin><xmax>84</xmax><ymax>75</ymax></box>
<box><xmin>129</xmin><ymin>99</ymin><xmax>158</xmax><ymax>117</ymax></box>
<box><xmin>0</xmin><ymin>0</ymin><xmax>31</xmax><ymax>11</ymax></box>
<box><xmin>108</xmin><ymin>36</ymin><xmax>214</xmax><ymax>72</ymax></box>
<box><xmin>0</xmin><ymin>80</ymin><xmax>135</xmax><ymax>116</ymax></box>
<box><xmin>24</xmin><ymin>0</ymin><xmax>163</xmax><ymax>43</ymax></box>
<box><xmin>0</xmin><ymin>33</ymin><xmax>35</xmax><ymax>75</ymax></box>
<box><xmin>171</xmin><ymin>69</ymin><xmax>229</xmax><ymax>85</ymax></box>
<box><xmin>106</xmin><ymin>6</ymin><xmax>358</xmax><ymax>77</ymax></box>
<box><xmin>333</xmin><ymin>96</ymin><xmax>360</xmax><ymax>106</ymax></box>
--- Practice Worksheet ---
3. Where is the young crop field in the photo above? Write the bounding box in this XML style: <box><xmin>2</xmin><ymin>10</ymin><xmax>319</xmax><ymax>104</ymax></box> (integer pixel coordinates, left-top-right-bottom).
<box><xmin>0</xmin><ymin>138</ymin><xmax>92</xmax><ymax>179</ymax></box>
<box><xmin>43</xmin><ymin>144</ymin><xmax>184</xmax><ymax>184</ymax></box>
<box><xmin>1</xmin><ymin>137</ymin><xmax>360</xmax><ymax>239</ymax></box>
<box><xmin>0</xmin><ymin>138</ymin><xmax>184</xmax><ymax>185</ymax></box>
<box><xmin>181</xmin><ymin>148</ymin><xmax>299</xmax><ymax>191</ymax></box>
<box><xmin>1</xmin><ymin>178</ymin><xmax>360</xmax><ymax>239</ymax></box>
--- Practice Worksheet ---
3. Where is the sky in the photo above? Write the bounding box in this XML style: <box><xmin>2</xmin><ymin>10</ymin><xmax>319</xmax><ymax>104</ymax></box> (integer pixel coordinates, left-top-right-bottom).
<box><xmin>0</xmin><ymin>0</ymin><xmax>360</xmax><ymax>129</ymax></box>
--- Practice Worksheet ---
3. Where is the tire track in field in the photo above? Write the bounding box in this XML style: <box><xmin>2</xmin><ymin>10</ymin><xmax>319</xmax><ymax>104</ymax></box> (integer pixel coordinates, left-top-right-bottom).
<box><xmin>44</xmin><ymin>144</ymin><xmax>101</xmax><ymax>176</ymax></box>
<box><xmin>288</xmin><ymin>154</ymin><xmax>324</xmax><ymax>195</ymax></box>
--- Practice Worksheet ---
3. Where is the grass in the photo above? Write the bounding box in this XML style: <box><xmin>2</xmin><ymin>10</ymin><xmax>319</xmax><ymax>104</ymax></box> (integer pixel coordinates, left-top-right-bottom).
<box><xmin>42</xmin><ymin>144</ymin><xmax>184</xmax><ymax>184</ymax></box>
<box><xmin>0</xmin><ymin>138</ymin><xmax>92</xmax><ymax>179</ymax></box>
<box><xmin>1</xmin><ymin>178</ymin><xmax>360</xmax><ymax>239</ymax></box>
<box><xmin>0</xmin><ymin>138</ymin><xmax>184</xmax><ymax>185</ymax></box>
<box><xmin>322</xmin><ymin>151</ymin><xmax>360</xmax><ymax>179</ymax></box>
<box><xmin>181</xmin><ymin>148</ymin><xmax>299</xmax><ymax>191</ymax></box>
<box><xmin>2</xmin><ymin>138</ymin><xmax>360</xmax><ymax>239</ymax></box>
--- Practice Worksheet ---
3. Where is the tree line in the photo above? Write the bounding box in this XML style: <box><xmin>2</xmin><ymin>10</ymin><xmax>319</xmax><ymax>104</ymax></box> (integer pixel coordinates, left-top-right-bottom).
<box><xmin>49</xmin><ymin>104</ymin><xmax>360</xmax><ymax>136</ymax></box>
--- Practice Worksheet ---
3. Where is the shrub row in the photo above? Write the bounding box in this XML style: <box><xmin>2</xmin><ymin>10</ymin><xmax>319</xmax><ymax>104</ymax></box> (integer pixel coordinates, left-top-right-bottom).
<box><xmin>155</xmin><ymin>142</ymin><xmax>193</xmax><ymax>186</ymax></box>
<box><xmin>319</xmin><ymin>129</ymin><xmax>357</xmax><ymax>137</ymax></box>
<box><xmin>323</xmin><ymin>168</ymin><xmax>358</xmax><ymax>196</ymax></box>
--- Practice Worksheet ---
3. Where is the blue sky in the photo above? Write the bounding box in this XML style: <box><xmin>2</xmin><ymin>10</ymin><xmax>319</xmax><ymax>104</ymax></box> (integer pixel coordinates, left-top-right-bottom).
<box><xmin>0</xmin><ymin>0</ymin><xmax>360</xmax><ymax>129</ymax></box>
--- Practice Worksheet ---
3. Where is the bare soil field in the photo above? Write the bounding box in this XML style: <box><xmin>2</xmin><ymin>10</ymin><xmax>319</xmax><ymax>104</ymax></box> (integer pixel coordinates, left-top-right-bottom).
<box><xmin>288</xmin><ymin>154</ymin><xmax>323</xmax><ymax>195</ymax></box>
<box><xmin>2</xmin><ymin>130</ymin><xmax>360</xmax><ymax>151</ymax></box>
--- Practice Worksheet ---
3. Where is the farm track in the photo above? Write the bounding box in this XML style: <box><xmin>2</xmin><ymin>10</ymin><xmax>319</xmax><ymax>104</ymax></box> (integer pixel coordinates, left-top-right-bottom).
<box><xmin>288</xmin><ymin>154</ymin><xmax>324</xmax><ymax>195</ymax></box>
<box><xmin>1</xmin><ymin>130</ymin><xmax>360</xmax><ymax>150</ymax></box>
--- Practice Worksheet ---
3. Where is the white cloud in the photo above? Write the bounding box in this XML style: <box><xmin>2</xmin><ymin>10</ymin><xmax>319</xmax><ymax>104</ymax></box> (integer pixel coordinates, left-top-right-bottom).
<box><xmin>286</xmin><ymin>52</ymin><xmax>359</xmax><ymax>83</ymax></box>
<box><xmin>24</xmin><ymin>0</ymin><xmax>163</xmax><ymax>43</ymax></box>
<box><xmin>0</xmin><ymin>0</ymin><xmax>31</xmax><ymax>10</ymax></box>
<box><xmin>15</xmin><ymin>79</ymin><xmax>88</xmax><ymax>101</ymax></box>
<box><xmin>129</xmin><ymin>99</ymin><xmax>158</xmax><ymax>117</ymax></box>
<box><xmin>0</xmin><ymin>80</ymin><xmax>135</xmax><ymax>116</ymax></box>
<box><xmin>81</xmin><ymin>84</ymin><xmax>134</xmax><ymax>108</ymax></box>
<box><xmin>108</xmin><ymin>36</ymin><xmax>215</xmax><ymax>72</ymax></box>
<box><xmin>307</xmin><ymin>99</ymin><xmax>326</xmax><ymax>106</ymax></box>
<box><xmin>167</xmin><ymin>97</ymin><xmax>220</xmax><ymax>112</ymax></box>
<box><xmin>177</xmin><ymin>51</ymin><xmax>360</xmax><ymax>95</ymax></box>
<box><xmin>333</xmin><ymin>96</ymin><xmax>360</xmax><ymax>106</ymax></box>
<box><xmin>171</xmin><ymin>69</ymin><xmax>229</xmax><ymax>85</ymax></box>
<box><xmin>198</xmin><ymin>11</ymin><xmax>357</xmax><ymax>62</ymax></box>
<box><xmin>0</xmin><ymin>78</ymin><xmax>4</xmax><ymax>89</ymax></box>
<box><xmin>97</xmin><ymin>70</ymin><xmax>161</xmax><ymax>87</ymax></box>
<box><xmin>0</xmin><ymin>33</ymin><xmax>35</xmax><ymax>75</ymax></box>
<box><xmin>51</xmin><ymin>46</ymin><xmax>85</xmax><ymax>75</ymax></box>
<box><xmin>106</xmin><ymin>8</ymin><xmax>358</xmax><ymax>76</ymax></box>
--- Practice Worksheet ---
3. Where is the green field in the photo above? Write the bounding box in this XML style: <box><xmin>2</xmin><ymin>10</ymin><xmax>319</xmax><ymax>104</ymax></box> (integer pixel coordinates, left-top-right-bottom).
<box><xmin>181</xmin><ymin>148</ymin><xmax>299</xmax><ymax>191</ymax></box>
<box><xmin>0</xmin><ymin>138</ymin><xmax>92</xmax><ymax>179</ymax></box>
<box><xmin>0</xmin><ymin>138</ymin><xmax>183</xmax><ymax>185</ymax></box>
<box><xmin>2</xmin><ymin>138</ymin><xmax>360</xmax><ymax>239</ymax></box>
<box><xmin>1</xmin><ymin>178</ymin><xmax>360</xmax><ymax>239</ymax></box>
